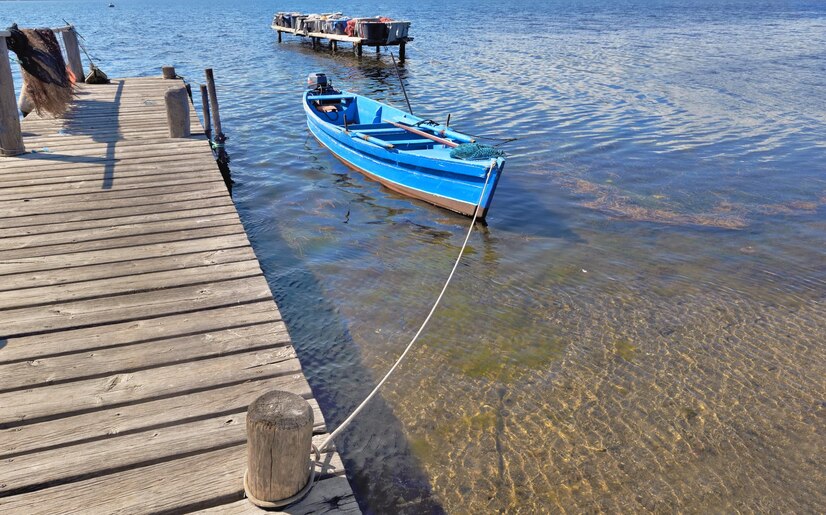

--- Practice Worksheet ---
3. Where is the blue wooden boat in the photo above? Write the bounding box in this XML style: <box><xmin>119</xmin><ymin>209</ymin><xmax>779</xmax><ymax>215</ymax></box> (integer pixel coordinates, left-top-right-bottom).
<box><xmin>303</xmin><ymin>75</ymin><xmax>505</xmax><ymax>218</ymax></box>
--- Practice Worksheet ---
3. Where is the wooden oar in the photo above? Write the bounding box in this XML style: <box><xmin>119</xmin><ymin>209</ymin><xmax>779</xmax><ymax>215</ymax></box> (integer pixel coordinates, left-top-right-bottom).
<box><xmin>350</xmin><ymin>131</ymin><xmax>395</xmax><ymax>149</ymax></box>
<box><xmin>388</xmin><ymin>121</ymin><xmax>460</xmax><ymax>148</ymax></box>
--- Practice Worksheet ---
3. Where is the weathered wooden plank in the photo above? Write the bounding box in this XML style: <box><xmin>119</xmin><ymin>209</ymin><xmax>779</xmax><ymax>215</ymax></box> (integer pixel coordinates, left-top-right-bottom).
<box><xmin>21</xmin><ymin>128</ymin><xmax>206</xmax><ymax>146</ymax></box>
<box><xmin>0</xmin><ymin>440</ymin><xmax>348</xmax><ymax>514</ymax></box>
<box><xmin>20</xmin><ymin>128</ymin><xmax>207</xmax><ymax>145</ymax></box>
<box><xmin>0</xmin><ymin>411</ymin><xmax>343</xmax><ymax>499</ymax></box>
<box><xmin>0</xmin><ymin>211</ymin><xmax>239</xmax><ymax>255</ymax></box>
<box><xmin>0</xmin><ymin>168</ymin><xmax>223</xmax><ymax>198</ymax></box>
<box><xmin>0</xmin><ymin>151</ymin><xmax>217</xmax><ymax>177</ymax></box>
<box><xmin>0</xmin><ymin>378</ymin><xmax>322</xmax><ymax>459</ymax></box>
<box><xmin>23</xmin><ymin>108</ymin><xmax>197</xmax><ymax>122</ymax></box>
<box><xmin>0</xmin><ymin>299</ymin><xmax>280</xmax><ymax>364</ymax></box>
<box><xmin>0</xmin><ymin>245</ymin><xmax>255</xmax><ymax>291</ymax></box>
<box><xmin>0</xmin><ymin>184</ymin><xmax>229</xmax><ymax>219</ymax></box>
<box><xmin>0</xmin><ymin>147</ymin><xmax>217</xmax><ymax>177</ymax></box>
<box><xmin>0</xmin><ymin>140</ymin><xmax>214</xmax><ymax>170</ymax></box>
<box><xmin>0</xmin><ymin>320</ymin><xmax>289</xmax><ymax>392</ymax></box>
<box><xmin>0</xmin><ymin>211</ymin><xmax>238</xmax><ymax>251</ymax></box>
<box><xmin>0</xmin><ymin>275</ymin><xmax>272</xmax><ymax>339</ymax></box>
<box><xmin>5</xmin><ymin>138</ymin><xmax>212</xmax><ymax>161</ymax></box>
<box><xmin>0</xmin><ymin>346</ymin><xmax>299</xmax><ymax>425</ymax></box>
<box><xmin>0</xmin><ymin>257</ymin><xmax>261</xmax><ymax>310</ymax></box>
<box><xmin>195</xmin><ymin>476</ymin><xmax>360</xmax><ymax>514</ymax></box>
<box><xmin>0</xmin><ymin>195</ymin><xmax>233</xmax><ymax>230</ymax></box>
<box><xmin>22</xmin><ymin>112</ymin><xmax>202</xmax><ymax>127</ymax></box>
<box><xmin>0</xmin><ymin>204</ymin><xmax>238</xmax><ymax>244</ymax></box>
<box><xmin>22</xmin><ymin>118</ymin><xmax>198</xmax><ymax>131</ymax></box>
<box><xmin>0</xmin><ymin>231</ymin><xmax>250</xmax><ymax>277</ymax></box>
<box><xmin>0</xmin><ymin>175</ymin><xmax>227</xmax><ymax>202</ymax></box>
<box><xmin>21</xmin><ymin>117</ymin><xmax>203</xmax><ymax>132</ymax></box>
<box><xmin>0</xmin><ymin>220</ymin><xmax>243</xmax><ymax>264</ymax></box>
<box><xmin>0</xmin><ymin>158</ymin><xmax>220</xmax><ymax>189</ymax></box>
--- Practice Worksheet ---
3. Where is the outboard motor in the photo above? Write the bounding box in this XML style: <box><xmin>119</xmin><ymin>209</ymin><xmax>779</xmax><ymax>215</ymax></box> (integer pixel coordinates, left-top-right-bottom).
<box><xmin>307</xmin><ymin>72</ymin><xmax>339</xmax><ymax>95</ymax></box>
<box><xmin>307</xmin><ymin>72</ymin><xmax>327</xmax><ymax>90</ymax></box>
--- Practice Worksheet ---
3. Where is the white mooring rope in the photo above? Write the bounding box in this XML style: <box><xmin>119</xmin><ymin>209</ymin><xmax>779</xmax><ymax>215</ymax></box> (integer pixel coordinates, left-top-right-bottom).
<box><xmin>318</xmin><ymin>158</ymin><xmax>498</xmax><ymax>453</ymax></box>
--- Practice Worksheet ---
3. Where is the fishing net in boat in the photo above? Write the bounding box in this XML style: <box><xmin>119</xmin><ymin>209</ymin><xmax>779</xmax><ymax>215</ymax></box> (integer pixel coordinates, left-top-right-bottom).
<box><xmin>449</xmin><ymin>143</ymin><xmax>506</xmax><ymax>160</ymax></box>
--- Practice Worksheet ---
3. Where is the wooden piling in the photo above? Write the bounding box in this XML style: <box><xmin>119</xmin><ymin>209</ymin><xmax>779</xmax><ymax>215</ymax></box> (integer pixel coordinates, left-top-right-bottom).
<box><xmin>399</xmin><ymin>42</ymin><xmax>406</xmax><ymax>62</ymax></box>
<box><xmin>199</xmin><ymin>83</ymin><xmax>212</xmax><ymax>142</ymax></box>
<box><xmin>245</xmin><ymin>391</ymin><xmax>314</xmax><ymax>507</ymax></box>
<box><xmin>0</xmin><ymin>31</ymin><xmax>25</xmax><ymax>156</ymax></box>
<box><xmin>61</xmin><ymin>27</ymin><xmax>85</xmax><ymax>83</ymax></box>
<box><xmin>164</xmin><ymin>86</ymin><xmax>191</xmax><ymax>138</ymax></box>
<box><xmin>162</xmin><ymin>65</ymin><xmax>177</xmax><ymax>79</ymax></box>
<box><xmin>204</xmin><ymin>68</ymin><xmax>223</xmax><ymax>139</ymax></box>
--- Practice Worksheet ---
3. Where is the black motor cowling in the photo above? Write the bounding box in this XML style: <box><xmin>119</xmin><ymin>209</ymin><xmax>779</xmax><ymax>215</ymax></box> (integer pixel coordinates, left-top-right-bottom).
<box><xmin>307</xmin><ymin>72</ymin><xmax>329</xmax><ymax>90</ymax></box>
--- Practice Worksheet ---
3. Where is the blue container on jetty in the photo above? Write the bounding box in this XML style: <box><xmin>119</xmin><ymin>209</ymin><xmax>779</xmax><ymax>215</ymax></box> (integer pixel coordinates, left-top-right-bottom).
<box><xmin>331</xmin><ymin>18</ymin><xmax>350</xmax><ymax>35</ymax></box>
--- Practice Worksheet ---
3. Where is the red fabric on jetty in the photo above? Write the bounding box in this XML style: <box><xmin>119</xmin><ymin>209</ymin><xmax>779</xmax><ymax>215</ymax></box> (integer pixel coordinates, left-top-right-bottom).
<box><xmin>346</xmin><ymin>19</ymin><xmax>358</xmax><ymax>36</ymax></box>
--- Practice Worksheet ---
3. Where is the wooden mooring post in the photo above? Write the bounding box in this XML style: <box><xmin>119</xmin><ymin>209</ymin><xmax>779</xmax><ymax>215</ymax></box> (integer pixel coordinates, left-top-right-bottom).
<box><xmin>204</xmin><ymin>68</ymin><xmax>224</xmax><ymax>142</ymax></box>
<box><xmin>161</xmin><ymin>65</ymin><xmax>190</xmax><ymax>138</ymax></box>
<box><xmin>61</xmin><ymin>26</ymin><xmax>85</xmax><ymax>83</ymax></box>
<box><xmin>0</xmin><ymin>30</ymin><xmax>25</xmax><ymax>156</ymax></box>
<box><xmin>199</xmin><ymin>83</ymin><xmax>212</xmax><ymax>142</ymax></box>
<box><xmin>245</xmin><ymin>391</ymin><xmax>314</xmax><ymax>508</ymax></box>
<box><xmin>164</xmin><ymin>86</ymin><xmax>191</xmax><ymax>138</ymax></box>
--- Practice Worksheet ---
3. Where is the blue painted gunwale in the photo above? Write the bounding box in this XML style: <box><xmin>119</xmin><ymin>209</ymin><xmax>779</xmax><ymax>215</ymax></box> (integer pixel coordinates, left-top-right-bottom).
<box><xmin>303</xmin><ymin>90</ymin><xmax>505</xmax><ymax>218</ymax></box>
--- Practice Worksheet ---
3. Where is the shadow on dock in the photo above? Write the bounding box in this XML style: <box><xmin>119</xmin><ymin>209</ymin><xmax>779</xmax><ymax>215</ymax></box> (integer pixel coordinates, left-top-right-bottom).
<box><xmin>17</xmin><ymin>82</ymin><xmax>123</xmax><ymax>189</ymax></box>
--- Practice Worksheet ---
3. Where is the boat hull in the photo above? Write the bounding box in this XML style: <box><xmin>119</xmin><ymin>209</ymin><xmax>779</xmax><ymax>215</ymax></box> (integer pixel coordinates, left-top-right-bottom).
<box><xmin>304</xmin><ymin>90</ymin><xmax>504</xmax><ymax>218</ymax></box>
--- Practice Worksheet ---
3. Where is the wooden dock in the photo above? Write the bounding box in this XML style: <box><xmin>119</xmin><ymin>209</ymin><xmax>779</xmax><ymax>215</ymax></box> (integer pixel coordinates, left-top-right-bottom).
<box><xmin>272</xmin><ymin>25</ymin><xmax>410</xmax><ymax>60</ymax></box>
<box><xmin>0</xmin><ymin>72</ymin><xmax>358</xmax><ymax>513</ymax></box>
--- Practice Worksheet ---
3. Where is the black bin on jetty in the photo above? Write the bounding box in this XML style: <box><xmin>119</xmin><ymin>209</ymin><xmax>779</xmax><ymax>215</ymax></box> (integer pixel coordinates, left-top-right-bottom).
<box><xmin>359</xmin><ymin>21</ymin><xmax>389</xmax><ymax>43</ymax></box>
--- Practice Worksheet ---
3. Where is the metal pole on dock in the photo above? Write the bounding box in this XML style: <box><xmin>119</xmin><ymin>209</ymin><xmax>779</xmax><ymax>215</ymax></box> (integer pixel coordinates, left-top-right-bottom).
<box><xmin>0</xmin><ymin>32</ymin><xmax>25</xmax><ymax>156</ymax></box>
<box><xmin>245</xmin><ymin>391</ymin><xmax>314</xmax><ymax>508</ymax></box>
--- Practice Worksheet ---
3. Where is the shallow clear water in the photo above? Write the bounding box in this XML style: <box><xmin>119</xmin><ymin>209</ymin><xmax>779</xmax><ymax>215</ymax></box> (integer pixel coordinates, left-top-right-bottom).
<box><xmin>3</xmin><ymin>0</ymin><xmax>825</xmax><ymax>512</ymax></box>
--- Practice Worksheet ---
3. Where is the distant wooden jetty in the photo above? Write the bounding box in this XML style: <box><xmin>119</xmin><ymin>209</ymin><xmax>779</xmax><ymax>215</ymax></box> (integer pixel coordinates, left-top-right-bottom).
<box><xmin>0</xmin><ymin>26</ymin><xmax>358</xmax><ymax>513</ymax></box>
<box><xmin>272</xmin><ymin>21</ymin><xmax>411</xmax><ymax>61</ymax></box>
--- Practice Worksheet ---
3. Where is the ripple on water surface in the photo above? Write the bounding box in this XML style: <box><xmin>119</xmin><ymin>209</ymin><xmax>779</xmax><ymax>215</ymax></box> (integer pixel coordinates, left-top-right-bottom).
<box><xmin>3</xmin><ymin>0</ymin><xmax>825</xmax><ymax>511</ymax></box>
